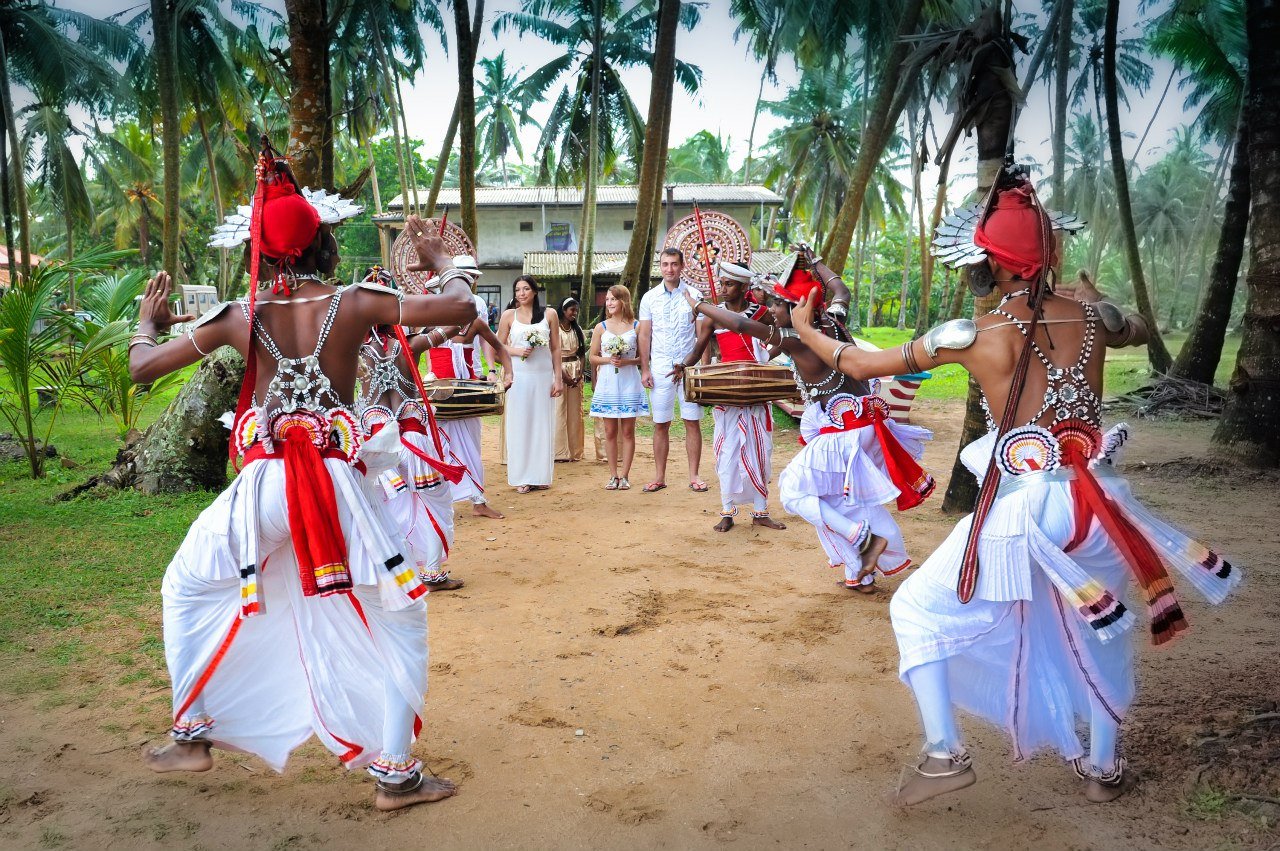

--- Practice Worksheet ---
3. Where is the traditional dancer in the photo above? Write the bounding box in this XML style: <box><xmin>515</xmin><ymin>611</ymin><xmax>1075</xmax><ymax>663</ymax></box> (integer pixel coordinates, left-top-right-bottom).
<box><xmin>668</xmin><ymin>261</ymin><xmax>785</xmax><ymax>532</ymax></box>
<box><xmin>129</xmin><ymin>143</ymin><xmax>478</xmax><ymax>811</ymax></box>
<box><xmin>768</xmin><ymin>248</ymin><xmax>935</xmax><ymax>592</ymax></box>
<box><xmin>354</xmin><ymin>270</ymin><xmax>466</xmax><ymax>592</ymax></box>
<box><xmin>418</xmin><ymin>257</ymin><xmax>512</xmax><ymax>519</ymax></box>
<box><xmin>790</xmin><ymin>165</ymin><xmax>1241</xmax><ymax>804</ymax></box>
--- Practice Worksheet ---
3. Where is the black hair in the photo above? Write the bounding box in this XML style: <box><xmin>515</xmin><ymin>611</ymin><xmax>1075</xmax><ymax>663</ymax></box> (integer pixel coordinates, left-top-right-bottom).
<box><xmin>559</xmin><ymin>296</ymin><xmax>586</xmax><ymax>358</ymax></box>
<box><xmin>660</xmin><ymin>246</ymin><xmax>684</xmax><ymax>263</ymax></box>
<box><xmin>514</xmin><ymin>274</ymin><xmax>546</xmax><ymax>324</ymax></box>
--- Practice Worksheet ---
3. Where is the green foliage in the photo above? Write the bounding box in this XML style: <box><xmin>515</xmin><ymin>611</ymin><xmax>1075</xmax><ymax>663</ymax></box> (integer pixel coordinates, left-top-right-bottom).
<box><xmin>0</xmin><ymin>247</ymin><xmax>134</xmax><ymax>478</ymax></box>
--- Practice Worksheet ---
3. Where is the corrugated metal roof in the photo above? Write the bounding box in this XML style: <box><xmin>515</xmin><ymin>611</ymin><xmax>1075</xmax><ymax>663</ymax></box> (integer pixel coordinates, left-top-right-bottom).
<box><xmin>521</xmin><ymin>250</ymin><xmax>792</xmax><ymax>279</ymax></box>
<box><xmin>383</xmin><ymin>183</ymin><xmax>783</xmax><ymax>212</ymax></box>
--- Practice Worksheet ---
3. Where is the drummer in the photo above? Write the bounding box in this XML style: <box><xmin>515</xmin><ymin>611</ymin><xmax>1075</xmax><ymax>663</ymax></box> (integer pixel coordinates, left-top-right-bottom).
<box><xmin>769</xmin><ymin>247</ymin><xmax>936</xmax><ymax>593</ymax></box>
<box><xmin>415</xmin><ymin>256</ymin><xmax>513</xmax><ymax>520</ymax></box>
<box><xmin>669</xmin><ymin>262</ymin><xmax>785</xmax><ymax>533</ymax></box>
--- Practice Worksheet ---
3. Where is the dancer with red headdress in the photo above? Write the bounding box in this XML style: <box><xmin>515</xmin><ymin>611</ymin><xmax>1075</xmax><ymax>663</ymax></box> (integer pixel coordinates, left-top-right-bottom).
<box><xmin>791</xmin><ymin>164</ymin><xmax>1241</xmax><ymax>805</ymax></box>
<box><xmin>129</xmin><ymin>140</ymin><xmax>478</xmax><ymax>811</ymax></box>
<box><xmin>769</xmin><ymin>247</ymin><xmax>936</xmax><ymax>591</ymax></box>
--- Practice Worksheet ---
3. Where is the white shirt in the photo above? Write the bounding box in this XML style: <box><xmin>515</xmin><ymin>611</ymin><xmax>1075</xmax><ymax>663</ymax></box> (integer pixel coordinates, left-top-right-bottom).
<box><xmin>638</xmin><ymin>281</ymin><xmax>701</xmax><ymax>363</ymax></box>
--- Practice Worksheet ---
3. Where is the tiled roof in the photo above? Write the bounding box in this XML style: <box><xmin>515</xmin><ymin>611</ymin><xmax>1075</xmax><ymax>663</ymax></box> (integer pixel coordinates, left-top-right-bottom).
<box><xmin>382</xmin><ymin>183</ymin><xmax>783</xmax><ymax>213</ymax></box>
<box><xmin>521</xmin><ymin>250</ymin><xmax>792</xmax><ymax>279</ymax></box>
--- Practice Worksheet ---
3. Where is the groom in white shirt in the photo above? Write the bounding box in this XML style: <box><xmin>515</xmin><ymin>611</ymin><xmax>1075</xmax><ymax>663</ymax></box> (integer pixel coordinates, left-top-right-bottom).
<box><xmin>637</xmin><ymin>247</ymin><xmax>708</xmax><ymax>493</ymax></box>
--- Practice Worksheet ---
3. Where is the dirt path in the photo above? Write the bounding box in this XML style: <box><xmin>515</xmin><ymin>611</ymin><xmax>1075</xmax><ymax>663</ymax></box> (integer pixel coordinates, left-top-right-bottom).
<box><xmin>1</xmin><ymin>399</ymin><xmax>1276</xmax><ymax>849</ymax></box>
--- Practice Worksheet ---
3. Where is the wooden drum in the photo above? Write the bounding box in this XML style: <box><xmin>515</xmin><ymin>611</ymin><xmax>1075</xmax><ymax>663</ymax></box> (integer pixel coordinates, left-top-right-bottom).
<box><xmin>683</xmin><ymin>362</ymin><xmax>801</xmax><ymax>406</ymax></box>
<box><xmin>426</xmin><ymin>379</ymin><xmax>505</xmax><ymax>419</ymax></box>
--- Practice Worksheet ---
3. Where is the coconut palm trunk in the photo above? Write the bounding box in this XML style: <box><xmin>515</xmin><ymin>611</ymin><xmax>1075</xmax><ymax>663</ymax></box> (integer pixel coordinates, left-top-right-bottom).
<box><xmin>1051</xmin><ymin>0</ymin><xmax>1074</xmax><ymax>206</ymax></box>
<box><xmin>1171</xmin><ymin>112</ymin><xmax>1250</xmax><ymax>386</ymax></box>
<box><xmin>578</xmin><ymin>1</ymin><xmax>604</xmax><ymax>292</ymax></box>
<box><xmin>284</xmin><ymin>0</ymin><xmax>327</xmax><ymax>188</ymax></box>
<box><xmin>1103</xmin><ymin>0</ymin><xmax>1172</xmax><ymax>374</ymax></box>
<box><xmin>151</xmin><ymin>0</ymin><xmax>182</xmax><ymax>277</ymax></box>
<box><xmin>621</xmin><ymin>0</ymin><xmax>679</xmax><ymax>292</ymax></box>
<box><xmin>1213</xmin><ymin>0</ymin><xmax>1280</xmax><ymax>466</ymax></box>
<box><xmin>454</xmin><ymin>0</ymin><xmax>480</xmax><ymax>247</ymax></box>
<box><xmin>0</xmin><ymin>28</ymin><xmax>31</xmax><ymax>281</ymax></box>
<box><xmin>821</xmin><ymin>0</ymin><xmax>925</xmax><ymax>274</ymax></box>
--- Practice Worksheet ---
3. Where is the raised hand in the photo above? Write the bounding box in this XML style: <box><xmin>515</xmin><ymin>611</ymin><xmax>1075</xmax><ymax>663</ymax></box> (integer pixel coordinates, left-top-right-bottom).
<box><xmin>790</xmin><ymin>288</ymin><xmax>818</xmax><ymax>329</ymax></box>
<box><xmin>139</xmin><ymin>272</ymin><xmax>195</xmax><ymax>331</ymax></box>
<box><xmin>404</xmin><ymin>214</ymin><xmax>453</xmax><ymax>273</ymax></box>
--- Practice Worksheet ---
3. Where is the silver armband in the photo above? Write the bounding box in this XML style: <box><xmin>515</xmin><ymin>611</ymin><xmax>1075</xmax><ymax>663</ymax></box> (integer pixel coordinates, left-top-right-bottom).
<box><xmin>921</xmin><ymin>318</ymin><xmax>978</xmax><ymax>359</ymax></box>
<box><xmin>778</xmin><ymin>327</ymin><xmax>799</xmax><ymax>340</ymax></box>
<box><xmin>1094</xmin><ymin>300</ymin><xmax>1127</xmax><ymax>334</ymax></box>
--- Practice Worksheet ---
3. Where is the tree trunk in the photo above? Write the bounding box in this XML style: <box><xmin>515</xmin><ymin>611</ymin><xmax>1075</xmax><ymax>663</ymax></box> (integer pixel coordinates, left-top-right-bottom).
<box><xmin>0</xmin><ymin>28</ymin><xmax>21</xmax><ymax>283</ymax></box>
<box><xmin>1172</xmin><ymin>117</ymin><xmax>1249</xmax><ymax>385</ymax></box>
<box><xmin>394</xmin><ymin>76</ymin><xmax>419</xmax><ymax>212</ymax></box>
<box><xmin>1213</xmin><ymin>0</ymin><xmax>1279</xmax><ymax>467</ymax></box>
<box><xmin>367</xmin><ymin>136</ymin><xmax>383</xmax><ymax>213</ymax></box>
<box><xmin>822</xmin><ymin>0</ymin><xmax>925</xmax><ymax>273</ymax></box>
<box><xmin>284</xmin><ymin>0</ymin><xmax>326</xmax><ymax>188</ymax></box>
<box><xmin>743</xmin><ymin>66</ymin><xmax>768</xmax><ymax>185</ymax></box>
<box><xmin>94</xmin><ymin>348</ymin><xmax>245</xmax><ymax>493</ymax></box>
<box><xmin>453</xmin><ymin>0</ymin><xmax>481</xmax><ymax>247</ymax></box>
<box><xmin>916</xmin><ymin>156</ymin><xmax>951</xmax><ymax>334</ymax></box>
<box><xmin>1051</xmin><ymin>0</ymin><xmax>1074</xmax><ymax>207</ymax></box>
<box><xmin>579</xmin><ymin>1</ymin><xmax>604</xmax><ymax>292</ymax></box>
<box><xmin>154</xmin><ymin>0</ymin><xmax>182</xmax><ymax>277</ymax></box>
<box><xmin>193</xmin><ymin>95</ymin><xmax>227</xmax><ymax>297</ymax></box>
<box><xmin>0</xmin><ymin>28</ymin><xmax>31</xmax><ymax>280</ymax></box>
<box><xmin>621</xmin><ymin>0</ymin><xmax>679</xmax><ymax>292</ymax></box>
<box><xmin>1104</xmin><ymin>0</ymin><xmax>1172</xmax><ymax>373</ymax></box>
<box><xmin>426</xmin><ymin>99</ymin><xmax>460</xmax><ymax>218</ymax></box>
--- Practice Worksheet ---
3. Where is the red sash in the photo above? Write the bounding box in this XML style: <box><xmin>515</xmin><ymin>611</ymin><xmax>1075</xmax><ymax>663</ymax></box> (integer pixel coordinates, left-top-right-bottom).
<box><xmin>398</xmin><ymin>416</ymin><xmax>467</xmax><ymax>484</ymax></box>
<box><xmin>242</xmin><ymin>437</ymin><xmax>365</xmax><ymax>599</ymax></box>
<box><xmin>1059</xmin><ymin>443</ymin><xmax>1188</xmax><ymax>645</ymax></box>
<box><xmin>427</xmin><ymin>347</ymin><xmax>457</xmax><ymax>379</ymax></box>
<box><xmin>809</xmin><ymin>402</ymin><xmax>935</xmax><ymax>511</ymax></box>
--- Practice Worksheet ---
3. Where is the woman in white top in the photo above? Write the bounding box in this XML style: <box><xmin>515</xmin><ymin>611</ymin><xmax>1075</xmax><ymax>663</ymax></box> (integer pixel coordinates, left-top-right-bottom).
<box><xmin>497</xmin><ymin>275</ymin><xmax>563</xmax><ymax>493</ymax></box>
<box><xmin>588</xmin><ymin>284</ymin><xmax>648</xmax><ymax>490</ymax></box>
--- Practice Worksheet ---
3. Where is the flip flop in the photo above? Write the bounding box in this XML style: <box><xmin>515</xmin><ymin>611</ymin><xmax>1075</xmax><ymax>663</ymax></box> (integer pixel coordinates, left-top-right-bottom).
<box><xmin>642</xmin><ymin>481</ymin><xmax>667</xmax><ymax>493</ymax></box>
<box><xmin>688</xmin><ymin>481</ymin><xmax>709</xmax><ymax>492</ymax></box>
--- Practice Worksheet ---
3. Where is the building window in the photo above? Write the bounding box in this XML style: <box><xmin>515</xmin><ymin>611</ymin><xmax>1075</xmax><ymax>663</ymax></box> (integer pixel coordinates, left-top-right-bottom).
<box><xmin>519</xmin><ymin>221</ymin><xmax>533</xmax><ymax>232</ymax></box>
<box><xmin>623</xmin><ymin>220</ymin><xmax>634</xmax><ymax>230</ymax></box>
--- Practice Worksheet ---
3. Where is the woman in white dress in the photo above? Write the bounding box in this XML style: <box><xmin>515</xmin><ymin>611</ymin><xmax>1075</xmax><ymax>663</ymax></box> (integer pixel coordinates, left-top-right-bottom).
<box><xmin>497</xmin><ymin>275</ymin><xmax>563</xmax><ymax>493</ymax></box>
<box><xmin>588</xmin><ymin>284</ymin><xmax>648</xmax><ymax>490</ymax></box>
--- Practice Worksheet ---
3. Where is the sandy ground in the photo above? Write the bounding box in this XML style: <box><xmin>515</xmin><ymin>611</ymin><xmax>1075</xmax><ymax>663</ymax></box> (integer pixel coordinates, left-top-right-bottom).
<box><xmin>1</xmin><ymin>398</ymin><xmax>1277</xmax><ymax>850</ymax></box>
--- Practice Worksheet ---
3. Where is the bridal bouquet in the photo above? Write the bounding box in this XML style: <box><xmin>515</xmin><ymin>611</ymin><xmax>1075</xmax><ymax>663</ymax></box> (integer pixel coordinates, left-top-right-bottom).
<box><xmin>603</xmin><ymin>335</ymin><xmax>629</xmax><ymax>373</ymax></box>
<box><xmin>522</xmin><ymin>328</ymin><xmax>548</xmax><ymax>360</ymax></box>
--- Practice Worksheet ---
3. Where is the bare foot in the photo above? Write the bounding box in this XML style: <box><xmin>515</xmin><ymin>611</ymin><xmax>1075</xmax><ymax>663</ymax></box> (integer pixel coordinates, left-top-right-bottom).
<box><xmin>1075</xmin><ymin>758</ymin><xmax>1127</xmax><ymax>803</ymax></box>
<box><xmin>1084</xmin><ymin>777</ymin><xmax>1127</xmax><ymax>803</ymax></box>
<box><xmin>845</xmin><ymin>579</ymin><xmax>878</xmax><ymax>595</ymax></box>
<box><xmin>752</xmin><ymin>515</ymin><xmax>786</xmax><ymax>530</ymax></box>
<box><xmin>471</xmin><ymin>503</ymin><xmax>504</xmax><ymax>519</ymax></box>
<box><xmin>374</xmin><ymin>774</ymin><xmax>458</xmax><ymax>812</ymax></box>
<box><xmin>142</xmin><ymin>740</ymin><xmax>213</xmax><ymax>773</ymax></box>
<box><xmin>714</xmin><ymin>515</ymin><xmax>734</xmax><ymax>532</ymax></box>
<box><xmin>895</xmin><ymin>754</ymin><xmax>976</xmax><ymax>806</ymax></box>
<box><xmin>425</xmin><ymin>577</ymin><xmax>465</xmax><ymax>592</ymax></box>
<box><xmin>860</xmin><ymin>533</ymin><xmax>888</xmax><ymax>573</ymax></box>
<box><xmin>515</xmin><ymin>485</ymin><xmax>532</xmax><ymax>494</ymax></box>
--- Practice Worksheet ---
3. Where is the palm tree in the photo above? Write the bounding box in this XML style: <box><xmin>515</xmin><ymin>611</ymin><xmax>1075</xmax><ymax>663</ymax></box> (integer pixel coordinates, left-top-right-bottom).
<box><xmin>454</xmin><ymin>0</ymin><xmax>481</xmax><ymax>243</ymax></box>
<box><xmin>0</xmin><ymin>1</ymin><xmax>133</xmax><ymax>280</ymax></box>
<box><xmin>665</xmin><ymin>130</ymin><xmax>734</xmax><ymax>183</ymax></box>
<box><xmin>88</xmin><ymin>123</ymin><xmax>164</xmax><ymax>265</ymax></box>
<box><xmin>494</xmin><ymin>0</ymin><xmax>701</xmax><ymax>287</ymax></box>
<box><xmin>1103</xmin><ymin>0</ymin><xmax>1172</xmax><ymax>374</ymax></box>
<box><xmin>475</xmin><ymin>52</ymin><xmax>538</xmax><ymax>186</ymax></box>
<box><xmin>1213</xmin><ymin>0</ymin><xmax>1278</xmax><ymax>466</ymax></box>
<box><xmin>1152</xmin><ymin>0</ymin><xmax>1249</xmax><ymax>384</ymax></box>
<box><xmin>149</xmin><ymin>0</ymin><xmax>182</xmax><ymax>276</ymax></box>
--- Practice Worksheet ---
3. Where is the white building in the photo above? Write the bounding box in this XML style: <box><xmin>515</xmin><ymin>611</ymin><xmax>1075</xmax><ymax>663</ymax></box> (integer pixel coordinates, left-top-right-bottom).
<box><xmin>374</xmin><ymin>184</ymin><xmax>784</xmax><ymax>314</ymax></box>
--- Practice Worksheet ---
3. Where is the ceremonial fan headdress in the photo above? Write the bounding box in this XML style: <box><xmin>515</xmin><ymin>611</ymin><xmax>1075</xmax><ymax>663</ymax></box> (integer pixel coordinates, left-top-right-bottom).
<box><xmin>208</xmin><ymin>182</ymin><xmax>363</xmax><ymax>253</ymax></box>
<box><xmin>930</xmin><ymin>161</ymin><xmax>1085</xmax><ymax>296</ymax></box>
<box><xmin>765</xmin><ymin>252</ymin><xmax>824</xmax><ymax>308</ymax></box>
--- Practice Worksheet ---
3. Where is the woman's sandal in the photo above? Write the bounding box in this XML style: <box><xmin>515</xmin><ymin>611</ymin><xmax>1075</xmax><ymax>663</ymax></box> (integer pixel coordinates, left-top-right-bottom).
<box><xmin>688</xmin><ymin>480</ymin><xmax>709</xmax><ymax>492</ymax></box>
<box><xmin>642</xmin><ymin>481</ymin><xmax>666</xmax><ymax>493</ymax></box>
<box><xmin>618</xmin><ymin>477</ymin><xmax>631</xmax><ymax>490</ymax></box>
<box><xmin>605</xmin><ymin>477</ymin><xmax>620</xmax><ymax>490</ymax></box>
<box><xmin>1073</xmin><ymin>757</ymin><xmax>1128</xmax><ymax>803</ymax></box>
<box><xmin>516</xmin><ymin>485</ymin><xmax>532</xmax><ymax>494</ymax></box>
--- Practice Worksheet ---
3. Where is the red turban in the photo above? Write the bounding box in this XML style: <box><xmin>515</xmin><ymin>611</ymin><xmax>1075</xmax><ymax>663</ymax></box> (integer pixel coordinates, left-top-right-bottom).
<box><xmin>772</xmin><ymin>268</ymin><xmax>824</xmax><ymax>307</ymax></box>
<box><xmin>258</xmin><ymin>177</ymin><xmax>320</xmax><ymax>263</ymax></box>
<box><xmin>973</xmin><ymin>184</ymin><xmax>1056</xmax><ymax>281</ymax></box>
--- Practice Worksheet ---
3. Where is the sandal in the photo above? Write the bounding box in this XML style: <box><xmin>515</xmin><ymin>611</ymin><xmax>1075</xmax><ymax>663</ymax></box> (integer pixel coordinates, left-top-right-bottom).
<box><xmin>618</xmin><ymin>477</ymin><xmax>631</xmax><ymax>490</ymax></box>
<box><xmin>688</xmin><ymin>480</ymin><xmax>709</xmax><ymax>492</ymax></box>
<box><xmin>642</xmin><ymin>481</ymin><xmax>667</xmax><ymax>493</ymax></box>
<box><xmin>516</xmin><ymin>485</ymin><xmax>532</xmax><ymax>494</ymax></box>
<box><xmin>1073</xmin><ymin>757</ymin><xmax>1128</xmax><ymax>803</ymax></box>
<box><xmin>605</xmin><ymin>477</ymin><xmax>620</xmax><ymax>490</ymax></box>
<box><xmin>895</xmin><ymin>748</ymin><xmax>976</xmax><ymax>806</ymax></box>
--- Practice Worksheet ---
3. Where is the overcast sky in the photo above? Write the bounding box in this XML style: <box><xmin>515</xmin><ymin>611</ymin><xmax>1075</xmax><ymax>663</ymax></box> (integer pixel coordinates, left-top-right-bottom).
<box><xmin>49</xmin><ymin>0</ymin><xmax>1198</xmax><ymax>205</ymax></box>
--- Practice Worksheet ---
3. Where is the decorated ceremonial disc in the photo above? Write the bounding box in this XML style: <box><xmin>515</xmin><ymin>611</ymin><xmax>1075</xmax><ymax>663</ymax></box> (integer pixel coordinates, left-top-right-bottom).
<box><xmin>995</xmin><ymin>425</ymin><xmax>1061</xmax><ymax>477</ymax></box>
<box><xmin>390</xmin><ymin>219</ymin><xmax>477</xmax><ymax>294</ymax></box>
<box><xmin>664</xmin><ymin>210</ymin><xmax>751</xmax><ymax>296</ymax></box>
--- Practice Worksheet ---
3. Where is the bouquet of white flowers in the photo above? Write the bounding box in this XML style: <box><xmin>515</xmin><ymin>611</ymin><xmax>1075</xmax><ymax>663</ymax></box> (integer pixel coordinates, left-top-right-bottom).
<box><xmin>603</xmin><ymin>334</ymin><xmax>629</xmax><ymax>373</ymax></box>
<box><xmin>522</xmin><ymin>328</ymin><xmax>548</xmax><ymax>360</ymax></box>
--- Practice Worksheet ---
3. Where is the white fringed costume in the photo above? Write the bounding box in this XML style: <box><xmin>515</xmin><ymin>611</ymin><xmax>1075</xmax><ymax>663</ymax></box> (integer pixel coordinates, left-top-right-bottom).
<box><xmin>779</xmin><ymin>391</ymin><xmax>934</xmax><ymax>586</ymax></box>
<box><xmin>164</xmin><ymin>286</ymin><xmax>431</xmax><ymax>784</ymax></box>
<box><xmin>709</xmin><ymin>327</ymin><xmax>776</xmax><ymax>517</ymax></box>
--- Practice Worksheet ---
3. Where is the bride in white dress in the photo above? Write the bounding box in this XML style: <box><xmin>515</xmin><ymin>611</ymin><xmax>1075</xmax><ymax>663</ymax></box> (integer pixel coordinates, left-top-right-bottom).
<box><xmin>497</xmin><ymin>275</ymin><xmax>563</xmax><ymax>493</ymax></box>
